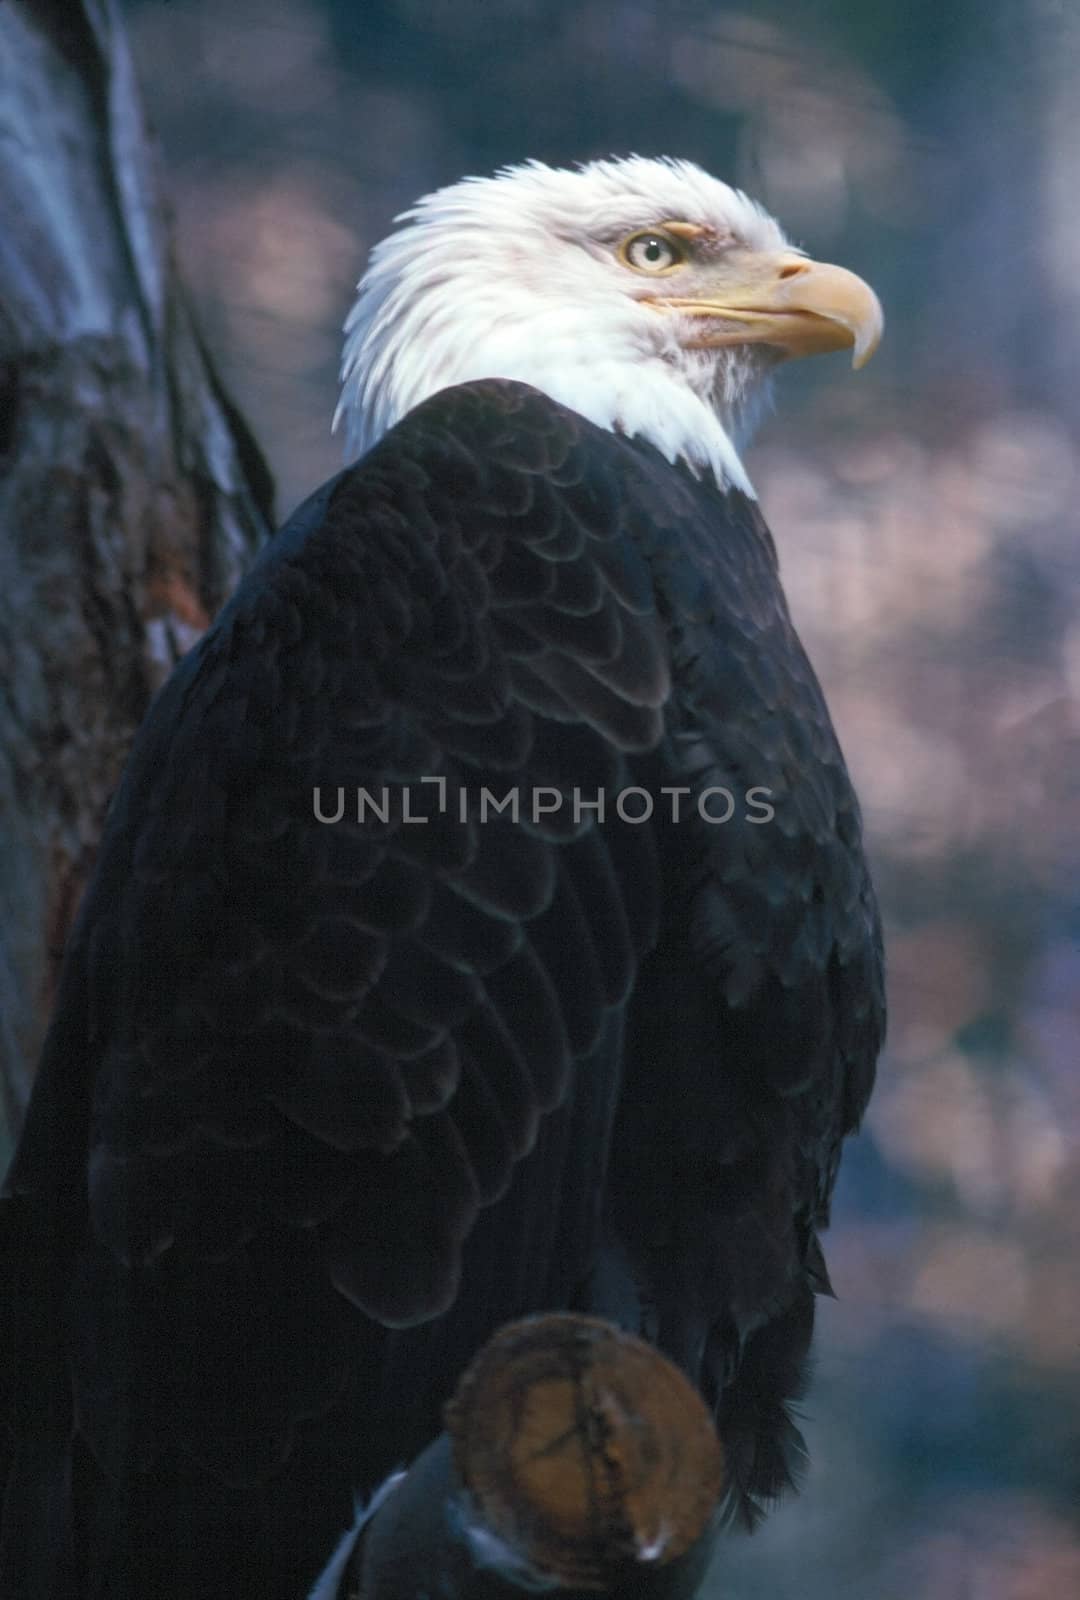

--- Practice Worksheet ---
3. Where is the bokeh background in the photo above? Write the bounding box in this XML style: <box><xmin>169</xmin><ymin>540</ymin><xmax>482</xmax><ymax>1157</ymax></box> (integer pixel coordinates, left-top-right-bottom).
<box><xmin>120</xmin><ymin>2</ymin><xmax>1080</xmax><ymax>1594</ymax></box>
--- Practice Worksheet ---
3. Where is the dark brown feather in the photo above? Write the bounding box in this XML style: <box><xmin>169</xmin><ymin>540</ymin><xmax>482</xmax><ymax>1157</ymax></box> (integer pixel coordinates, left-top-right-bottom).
<box><xmin>0</xmin><ymin>380</ymin><xmax>883</xmax><ymax>1596</ymax></box>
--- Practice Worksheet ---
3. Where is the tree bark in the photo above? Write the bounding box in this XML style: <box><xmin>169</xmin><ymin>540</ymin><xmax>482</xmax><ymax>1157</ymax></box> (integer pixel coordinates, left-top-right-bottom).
<box><xmin>0</xmin><ymin>0</ymin><xmax>274</xmax><ymax>1161</ymax></box>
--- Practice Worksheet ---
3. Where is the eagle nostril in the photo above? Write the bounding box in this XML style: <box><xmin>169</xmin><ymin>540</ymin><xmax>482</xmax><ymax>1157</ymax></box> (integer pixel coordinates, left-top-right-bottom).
<box><xmin>777</xmin><ymin>261</ymin><xmax>807</xmax><ymax>281</ymax></box>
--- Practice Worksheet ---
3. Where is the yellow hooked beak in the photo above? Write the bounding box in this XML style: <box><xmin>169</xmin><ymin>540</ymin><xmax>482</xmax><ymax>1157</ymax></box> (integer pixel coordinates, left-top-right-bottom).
<box><xmin>649</xmin><ymin>249</ymin><xmax>883</xmax><ymax>370</ymax></box>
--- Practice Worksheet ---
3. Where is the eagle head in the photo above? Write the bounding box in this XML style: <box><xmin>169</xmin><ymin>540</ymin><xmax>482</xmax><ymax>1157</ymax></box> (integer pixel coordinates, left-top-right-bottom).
<box><xmin>335</xmin><ymin>156</ymin><xmax>882</xmax><ymax>492</ymax></box>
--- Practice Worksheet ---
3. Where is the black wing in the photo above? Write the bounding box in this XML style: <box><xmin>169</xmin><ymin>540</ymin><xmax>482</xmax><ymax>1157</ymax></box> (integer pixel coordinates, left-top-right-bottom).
<box><xmin>1</xmin><ymin>382</ymin><xmax>670</xmax><ymax>1597</ymax></box>
<box><xmin>0</xmin><ymin>380</ymin><xmax>883</xmax><ymax>1595</ymax></box>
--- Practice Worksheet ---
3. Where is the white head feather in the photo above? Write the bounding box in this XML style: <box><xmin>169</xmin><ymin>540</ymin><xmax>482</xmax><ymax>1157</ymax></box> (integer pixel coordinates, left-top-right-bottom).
<box><xmin>334</xmin><ymin>157</ymin><xmax>796</xmax><ymax>496</ymax></box>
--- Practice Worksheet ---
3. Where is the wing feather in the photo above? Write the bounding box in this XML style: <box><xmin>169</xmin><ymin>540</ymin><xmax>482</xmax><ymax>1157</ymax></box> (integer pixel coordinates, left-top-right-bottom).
<box><xmin>0</xmin><ymin>379</ymin><xmax>884</xmax><ymax>1595</ymax></box>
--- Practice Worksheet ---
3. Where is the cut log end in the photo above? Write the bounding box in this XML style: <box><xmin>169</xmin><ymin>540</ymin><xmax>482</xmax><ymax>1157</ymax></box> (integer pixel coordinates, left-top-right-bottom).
<box><xmin>445</xmin><ymin>1313</ymin><xmax>725</xmax><ymax>1590</ymax></box>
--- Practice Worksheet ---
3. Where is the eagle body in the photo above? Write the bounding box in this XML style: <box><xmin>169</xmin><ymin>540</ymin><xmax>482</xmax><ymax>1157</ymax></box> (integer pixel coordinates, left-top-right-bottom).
<box><xmin>1</xmin><ymin>157</ymin><xmax>885</xmax><ymax>1599</ymax></box>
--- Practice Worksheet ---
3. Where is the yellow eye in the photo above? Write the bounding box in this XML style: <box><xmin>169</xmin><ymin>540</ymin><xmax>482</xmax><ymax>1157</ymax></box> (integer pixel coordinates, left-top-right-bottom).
<box><xmin>621</xmin><ymin>231</ymin><xmax>684</xmax><ymax>274</ymax></box>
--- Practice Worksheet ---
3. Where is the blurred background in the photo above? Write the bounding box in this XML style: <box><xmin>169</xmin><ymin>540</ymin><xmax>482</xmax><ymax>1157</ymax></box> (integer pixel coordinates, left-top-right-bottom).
<box><xmin>120</xmin><ymin>2</ymin><xmax>1080</xmax><ymax>1594</ymax></box>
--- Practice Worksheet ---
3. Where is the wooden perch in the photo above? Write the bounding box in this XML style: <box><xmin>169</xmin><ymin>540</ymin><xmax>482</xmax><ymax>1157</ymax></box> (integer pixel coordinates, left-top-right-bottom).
<box><xmin>346</xmin><ymin>1314</ymin><xmax>725</xmax><ymax>1600</ymax></box>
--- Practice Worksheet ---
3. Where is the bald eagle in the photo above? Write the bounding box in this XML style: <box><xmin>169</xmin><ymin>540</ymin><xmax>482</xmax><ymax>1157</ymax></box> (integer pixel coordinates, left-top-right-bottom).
<box><xmin>0</xmin><ymin>157</ymin><xmax>884</xmax><ymax>1599</ymax></box>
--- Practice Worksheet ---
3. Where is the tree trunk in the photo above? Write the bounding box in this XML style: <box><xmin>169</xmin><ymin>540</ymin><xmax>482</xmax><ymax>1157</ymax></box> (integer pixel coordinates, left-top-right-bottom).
<box><xmin>0</xmin><ymin>0</ymin><xmax>274</xmax><ymax>1162</ymax></box>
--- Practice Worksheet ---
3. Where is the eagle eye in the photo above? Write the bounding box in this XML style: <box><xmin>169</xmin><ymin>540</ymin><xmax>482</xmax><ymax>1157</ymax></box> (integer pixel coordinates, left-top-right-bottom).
<box><xmin>620</xmin><ymin>230</ymin><xmax>685</xmax><ymax>275</ymax></box>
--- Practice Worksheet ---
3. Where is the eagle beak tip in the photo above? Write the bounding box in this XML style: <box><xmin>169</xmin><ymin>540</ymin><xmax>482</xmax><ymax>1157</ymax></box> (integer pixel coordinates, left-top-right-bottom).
<box><xmin>850</xmin><ymin>297</ymin><xmax>884</xmax><ymax>371</ymax></box>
